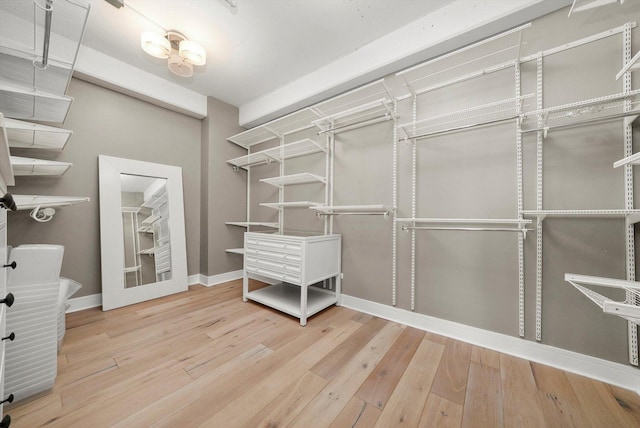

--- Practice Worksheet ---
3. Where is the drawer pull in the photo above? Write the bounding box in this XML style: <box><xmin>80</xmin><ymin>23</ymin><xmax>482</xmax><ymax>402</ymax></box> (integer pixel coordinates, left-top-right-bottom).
<box><xmin>0</xmin><ymin>395</ymin><xmax>13</xmax><ymax>405</ymax></box>
<box><xmin>2</xmin><ymin>262</ymin><xmax>16</xmax><ymax>270</ymax></box>
<box><xmin>2</xmin><ymin>332</ymin><xmax>15</xmax><ymax>342</ymax></box>
<box><xmin>0</xmin><ymin>293</ymin><xmax>14</xmax><ymax>308</ymax></box>
<box><xmin>0</xmin><ymin>414</ymin><xmax>10</xmax><ymax>428</ymax></box>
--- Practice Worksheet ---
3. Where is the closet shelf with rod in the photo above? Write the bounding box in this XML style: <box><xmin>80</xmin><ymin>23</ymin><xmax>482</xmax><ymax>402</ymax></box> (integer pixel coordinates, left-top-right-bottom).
<box><xmin>260</xmin><ymin>172</ymin><xmax>326</xmax><ymax>187</ymax></box>
<box><xmin>12</xmin><ymin>195</ymin><xmax>88</xmax><ymax>210</ymax></box>
<box><xmin>396</xmin><ymin>218</ymin><xmax>533</xmax><ymax>236</ymax></box>
<box><xmin>397</xmin><ymin>94</ymin><xmax>534</xmax><ymax>141</ymax></box>
<box><xmin>3</xmin><ymin>117</ymin><xmax>72</xmax><ymax>150</ymax></box>
<box><xmin>520</xmin><ymin>89</ymin><xmax>640</xmax><ymax>136</ymax></box>
<box><xmin>395</xmin><ymin>23</ymin><xmax>530</xmax><ymax>98</ymax></box>
<box><xmin>10</xmin><ymin>156</ymin><xmax>71</xmax><ymax>176</ymax></box>
<box><xmin>568</xmin><ymin>0</ymin><xmax>624</xmax><ymax>17</ymax></box>
<box><xmin>225</xmin><ymin>221</ymin><xmax>279</xmax><ymax>229</ymax></box>
<box><xmin>522</xmin><ymin>209</ymin><xmax>640</xmax><ymax>222</ymax></box>
<box><xmin>227</xmin><ymin>138</ymin><xmax>326</xmax><ymax>170</ymax></box>
<box><xmin>311</xmin><ymin>205</ymin><xmax>395</xmax><ymax>217</ymax></box>
<box><xmin>261</xmin><ymin>201</ymin><xmax>320</xmax><ymax>210</ymax></box>
<box><xmin>565</xmin><ymin>273</ymin><xmax>640</xmax><ymax>323</ymax></box>
<box><xmin>310</xmin><ymin>79</ymin><xmax>395</xmax><ymax>134</ymax></box>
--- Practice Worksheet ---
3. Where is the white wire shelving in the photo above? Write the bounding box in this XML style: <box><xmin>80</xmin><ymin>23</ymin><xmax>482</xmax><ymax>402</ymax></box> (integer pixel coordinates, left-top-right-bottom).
<box><xmin>565</xmin><ymin>273</ymin><xmax>640</xmax><ymax>322</ymax></box>
<box><xmin>614</xmin><ymin>152</ymin><xmax>640</xmax><ymax>168</ymax></box>
<box><xmin>0</xmin><ymin>0</ymin><xmax>90</xmax><ymax>123</ymax></box>
<box><xmin>522</xmin><ymin>209</ymin><xmax>640</xmax><ymax>221</ymax></box>
<box><xmin>396</xmin><ymin>23</ymin><xmax>530</xmax><ymax>97</ymax></box>
<box><xmin>0</xmin><ymin>113</ymin><xmax>15</xmax><ymax>195</ymax></box>
<box><xmin>141</xmin><ymin>214</ymin><xmax>161</xmax><ymax>225</ymax></box>
<box><xmin>616</xmin><ymin>49</ymin><xmax>640</xmax><ymax>80</ymax></box>
<box><xmin>225</xmin><ymin>221</ymin><xmax>279</xmax><ymax>229</ymax></box>
<box><xmin>227</xmin><ymin>138</ymin><xmax>326</xmax><ymax>170</ymax></box>
<box><xmin>3</xmin><ymin>117</ymin><xmax>72</xmax><ymax>150</ymax></box>
<box><xmin>12</xmin><ymin>195</ymin><xmax>89</xmax><ymax>210</ymax></box>
<box><xmin>260</xmin><ymin>172</ymin><xmax>326</xmax><ymax>187</ymax></box>
<box><xmin>310</xmin><ymin>79</ymin><xmax>396</xmax><ymax>134</ymax></box>
<box><xmin>568</xmin><ymin>0</ymin><xmax>624</xmax><ymax>17</ymax></box>
<box><xmin>521</xmin><ymin>90</ymin><xmax>640</xmax><ymax>136</ymax></box>
<box><xmin>260</xmin><ymin>201</ymin><xmax>320</xmax><ymax>210</ymax></box>
<box><xmin>10</xmin><ymin>156</ymin><xmax>71</xmax><ymax>176</ymax></box>
<box><xmin>311</xmin><ymin>205</ymin><xmax>395</xmax><ymax>217</ymax></box>
<box><xmin>397</xmin><ymin>94</ymin><xmax>534</xmax><ymax>140</ymax></box>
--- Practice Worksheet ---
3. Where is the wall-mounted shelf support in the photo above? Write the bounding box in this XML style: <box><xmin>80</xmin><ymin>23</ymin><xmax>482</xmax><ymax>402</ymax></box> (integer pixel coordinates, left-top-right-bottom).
<box><xmin>565</xmin><ymin>273</ymin><xmax>640</xmax><ymax>322</ymax></box>
<box><xmin>568</xmin><ymin>0</ymin><xmax>624</xmax><ymax>17</ymax></box>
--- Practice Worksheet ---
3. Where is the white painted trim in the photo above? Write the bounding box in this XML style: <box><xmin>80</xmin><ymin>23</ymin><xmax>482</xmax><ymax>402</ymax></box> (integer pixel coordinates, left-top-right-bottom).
<box><xmin>200</xmin><ymin>270</ymin><xmax>244</xmax><ymax>287</ymax></box>
<box><xmin>341</xmin><ymin>294</ymin><xmax>640</xmax><ymax>394</ymax></box>
<box><xmin>188</xmin><ymin>274</ymin><xmax>205</xmax><ymax>286</ymax></box>
<box><xmin>74</xmin><ymin>45</ymin><xmax>207</xmax><ymax>119</ymax></box>
<box><xmin>67</xmin><ymin>293</ymin><xmax>102</xmax><ymax>313</ymax></box>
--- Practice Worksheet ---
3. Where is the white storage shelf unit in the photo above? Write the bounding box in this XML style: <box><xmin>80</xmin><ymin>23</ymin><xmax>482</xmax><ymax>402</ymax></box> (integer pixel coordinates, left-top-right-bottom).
<box><xmin>243</xmin><ymin>232</ymin><xmax>341</xmax><ymax>326</ymax></box>
<box><xmin>3</xmin><ymin>117</ymin><xmax>72</xmax><ymax>150</ymax></box>
<box><xmin>10</xmin><ymin>156</ymin><xmax>71</xmax><ymax>176</ymax></box>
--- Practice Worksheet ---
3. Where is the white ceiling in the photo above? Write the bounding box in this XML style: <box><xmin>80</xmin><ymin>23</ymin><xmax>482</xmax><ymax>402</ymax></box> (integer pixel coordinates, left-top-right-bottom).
<box><xmin>80</xmin><ymin>0</ymin><xmax>454</xmax><ymax>109</ymax></box>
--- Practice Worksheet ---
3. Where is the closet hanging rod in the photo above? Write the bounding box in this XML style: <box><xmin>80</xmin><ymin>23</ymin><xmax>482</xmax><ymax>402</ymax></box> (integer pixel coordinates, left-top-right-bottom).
<box><xmin>315</xmin><ymin>211</ymin><xmax>392</xmax><ymax>217</ymax></box>
<box><xmin>34</xmin><ymin>0</ymin><xmax>53</xmax><ymax>69</ymax></box>
<box><xmin>401</xmin><ymin>226</ymin><xmax>534</xmax><ymax>232</ymax></box>
<box><xmin>520</xmin><ymin>109</ymin><xmax>640</xmax><ymax>134</ymax></box>
<box><xmin>317</xmin><ymin>114</ymin><xmax>393</xmax><ymax>135</ymax></box>
<box><xmin>402</xmin><ymin>115</ymin><xmax>521</xmax><ymax>142</ymax></box>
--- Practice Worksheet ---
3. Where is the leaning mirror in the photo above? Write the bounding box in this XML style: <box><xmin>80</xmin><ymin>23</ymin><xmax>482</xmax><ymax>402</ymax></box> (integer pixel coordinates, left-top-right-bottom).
<box><xmin>99</xmin><ymin>155</ymin><xmax>187</xmax><ymax>310</ymax></box>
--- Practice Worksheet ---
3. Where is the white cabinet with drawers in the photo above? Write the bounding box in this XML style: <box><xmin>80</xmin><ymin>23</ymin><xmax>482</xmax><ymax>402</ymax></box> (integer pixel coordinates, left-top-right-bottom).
<box><xmin>243</xmin><ymin>232</ymin><xmax>341</xmax><ymax>326</ymax></box>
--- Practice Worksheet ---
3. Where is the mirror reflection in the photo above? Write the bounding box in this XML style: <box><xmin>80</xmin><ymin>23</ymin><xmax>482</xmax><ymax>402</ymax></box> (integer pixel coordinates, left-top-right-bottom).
<box><xmin>120</xmin><ymin>173</ymin><xmax>171</xmax><ymax>288</ymax></box>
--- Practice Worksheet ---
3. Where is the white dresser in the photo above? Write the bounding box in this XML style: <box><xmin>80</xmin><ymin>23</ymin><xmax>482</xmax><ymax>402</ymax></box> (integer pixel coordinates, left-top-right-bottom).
<box><xmin>243</xmin><ymin>232</ymin><xmax>341</xmax><ymax>326</ymax></box>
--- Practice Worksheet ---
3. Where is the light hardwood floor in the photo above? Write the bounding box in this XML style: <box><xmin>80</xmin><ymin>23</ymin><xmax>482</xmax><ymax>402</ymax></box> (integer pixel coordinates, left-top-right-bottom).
<box><xmin>7</xmin><ymin>280</ymin><xmax>640</xmax><ymax>427</ymax></box>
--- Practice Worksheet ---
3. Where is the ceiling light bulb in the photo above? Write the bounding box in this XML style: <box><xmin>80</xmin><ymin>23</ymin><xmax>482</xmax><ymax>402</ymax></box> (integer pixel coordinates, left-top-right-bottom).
<box><xmin>179</xmin><ymin>40</ymin><xmax>207</xmax><ymax>66</ymax></box>
<box><xmin>168</xmin><ymin>53</ymin><xmax>194</xmax><ymax>77</ymax></box>
<box><xmin>141</xmin><ymin>31</ymin><xmax>171</xmax><ymax>59</ymax></box>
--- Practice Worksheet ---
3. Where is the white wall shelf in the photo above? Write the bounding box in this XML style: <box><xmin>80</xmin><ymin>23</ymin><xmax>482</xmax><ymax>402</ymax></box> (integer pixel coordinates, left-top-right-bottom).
<box><xmin>141</xmin><ymin>214</ymin><xmax>161</xmax><ymax>225</ymax></box>
<box><xmin>0</xmin><ymin>80</ymin><xmax>73</xmax><ymax>123</ymax></box>
<box><xmin>311</xmin><ymin>204</ymin><xmax>395</xmax><ymax>217</ymax></box>
<box><xmin>225</xmin><ymin>221</ymin><xmax>279</xmax><ymax>229</ymax></box>
<box><xmin>225</xmin><ymin>248</ymin><xmax>244</xmax><ymax>255</ymax></box>
<box><xmin>245</xmin><ymin>283</ymin><xmax>338</xmax><ymax>321</ymax></box>
<box><xmin>260</xmin><ymin>172</ymin><xmax>326</xmax><ymax>187</ymax></box>
<box><xmin>261</xmin><ymin>201</ymin><xmax>320</xmax><ymax>210</ymax></box>
<box><xmin>10</xmin><ymin>156</ymin><xmax>71</xmax><ymax>176</ymax></box>
<box><xmin>0</xmin><ymin>113</ymin><xmax>15</xmax><ymax>195</ymax></box>
<box><xmin>523</xmin><ymin>209</ymin><xmax>640</xmax><ymax>221</ymax></box>
<box><xmin>397</xmin><ymin>94</ymin><xmax>534</xmax><ymax>140</ymax></box>
<box><xmin>227</xmin><ymin>108</ymin><xmax>321</xmax><ymax>148</ymax></box>
<box><xmin>227</xmin><ymin>138</ymin><xmax>326</xmax><ymax>170</ymax></box>
<box><xmin>395</xmin><ymin>24</ymin><xmax>530</xmax><ymax>97</ymax></box>
<box><xmin>565</xmin><ymin>273</ymin><xmax>640</xmax><ymax>323</ymax></box>
<box><xmin>614</xmin><ymin>152</ymin><xmax>640</xmax><ymax>168</ymax></box>
<box><xmin>3</xmin><ymin>117</ymin><xmax>72</xmax><ymax>150</ymax></box>
<box><xmin>568</xmin><ymin>0</ymin><xmax>623</xmax><ymax>17</ymax></box>
<box><xmin>521</xmin><ymin>90</ymin><xmax>640</xmax><ymax>135</ymax></box>
<box><xmin>12</xmin><ymin>195</ymin><xmax>89</xmax><ymax>210</ymax></box>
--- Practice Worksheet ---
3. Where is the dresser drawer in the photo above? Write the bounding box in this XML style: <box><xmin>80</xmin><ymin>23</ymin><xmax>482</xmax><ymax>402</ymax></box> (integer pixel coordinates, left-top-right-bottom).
<box><xmin>245</xmin><ymin>236</ymin><xmax>302</xmax><ymax>255</ymax></box>
<box><xmin>245</xmin><ymin>256</ymin><xmax>301</xmax><ymax>274</ymax></box>
<box><xmin>245</xmin><ymin>265</ymin><xmax>301</xmax><ymax>284</ymax></box>
<box><xmin>244</xmin><ymin>247</ymin><xmax>301</xmax><ymax>264</ymax></box>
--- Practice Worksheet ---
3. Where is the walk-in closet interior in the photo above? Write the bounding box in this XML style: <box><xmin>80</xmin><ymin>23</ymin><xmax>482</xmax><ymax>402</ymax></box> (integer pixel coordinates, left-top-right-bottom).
<box><xmin>1</xmin><ymin>0</ymin><xmax>640</xmax><ymax>426</ymax></box>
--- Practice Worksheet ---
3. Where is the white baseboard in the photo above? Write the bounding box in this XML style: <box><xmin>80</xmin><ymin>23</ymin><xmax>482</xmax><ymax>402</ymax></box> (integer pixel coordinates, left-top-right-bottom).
<box><xmin>67</xmin><ymin>294</ymin><xmax>102</xmax><ymax>313</ymax></box>
<box><xmin>341</xmin><ymin>294</ymin><xmax>640</xmax><ymax>394</ymax></box>
<box><xmin>197</xmin><ymin>270</ymin><xmax>244</xmax><ymax>287</ymax></box>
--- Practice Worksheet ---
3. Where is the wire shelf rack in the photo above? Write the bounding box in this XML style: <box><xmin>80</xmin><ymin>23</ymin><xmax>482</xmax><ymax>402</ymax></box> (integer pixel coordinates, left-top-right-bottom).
<box><xmin>565</xmin><ymin>273</ymin><xmax>640</xmax><ymax>323</ymax></box>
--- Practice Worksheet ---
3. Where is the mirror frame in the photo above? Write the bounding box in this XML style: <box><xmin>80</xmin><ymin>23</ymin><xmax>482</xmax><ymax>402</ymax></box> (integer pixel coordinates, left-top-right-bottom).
<box><xmin>99</xmin><ymin>155</ymin><xmax>188</xmax><ymax>310</ymax></box>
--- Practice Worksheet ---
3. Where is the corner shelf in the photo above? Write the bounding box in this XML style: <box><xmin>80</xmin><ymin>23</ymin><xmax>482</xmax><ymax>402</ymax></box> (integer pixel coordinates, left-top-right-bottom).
<box><xmin>3</xmin><ymin>117</ymin><xmax>72</xmax><ymax>150</ymax></box>
<box><xmin>225</xmin><ymin>221</ymin><xmax>279</xmax><ymax>229</ymax></box>
<box><xmin>568</xmin><ymin>0</ymin><xmax>623</xmax><ymax>17</ymax></box>
<box><xmin>397</xmin><ymin>94</ymin><xmax>534</xmax><ymax>140</ymax></box>
<box><xmin>260</xmin><ymin>172</ymin><xmax>326</xmax><ymax>187</ymax></box>
<box><xmin>0</xmin><ymin>113</ymin><xmax>15</xmax><ymax>194</ymax></box>
<box><xmin>10</xmin><ymin>156</ymin><xmax>71</xmax><ymax>176</ymax></box>
<box><xmin>261</xmin><ymin>201</ymin><xmax>320</xmax><ymax>210</ymax></box>
<box><xmin>227</xmin><ymin>108</ymin><xmax>321</xmax><ymax>148</ymax></box>
<box><xmin>311</xmin><ymin>205</ymin><xmax>394</xmax><ymax>217</ymax></box>
<box><xmin>395</xmin><ymin>23</ymin><xmax>530</xmax><ymax>97</ymax></box>
<box><xmin>565</xmin><ymin>273</ymin><xmax>640</xmax><ymax>322</ymax></box>
<box><xmin>12</xmin><ymin>195</ymin><xmax>89</xmax><ymax>210</ymax></box>
<box><xmin>227</xmin><ymin>138</ymin><xmax>326</xmax><ymax>170</ymax></box>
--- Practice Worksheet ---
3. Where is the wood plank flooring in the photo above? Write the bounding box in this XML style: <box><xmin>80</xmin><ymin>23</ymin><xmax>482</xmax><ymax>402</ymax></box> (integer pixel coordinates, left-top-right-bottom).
<box><xmin>7</xmin><ymin>280</ymin><xmax>640</xmax><ymax>427</ymax></box>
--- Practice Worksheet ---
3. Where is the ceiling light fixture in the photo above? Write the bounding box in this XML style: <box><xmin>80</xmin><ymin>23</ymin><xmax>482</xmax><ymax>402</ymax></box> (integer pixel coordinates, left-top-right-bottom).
<box><xmin>140</xmin><ymin>30</ymin><xmax>206</xmax><ymax>77</ymax></box>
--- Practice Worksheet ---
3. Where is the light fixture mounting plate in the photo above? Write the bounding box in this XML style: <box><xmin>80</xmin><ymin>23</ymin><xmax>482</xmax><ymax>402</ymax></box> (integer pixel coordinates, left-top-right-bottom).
<box><xmin>166</xmin><ymin>31</ymin><xmax>188</xmax><ymax>51</ymax></box>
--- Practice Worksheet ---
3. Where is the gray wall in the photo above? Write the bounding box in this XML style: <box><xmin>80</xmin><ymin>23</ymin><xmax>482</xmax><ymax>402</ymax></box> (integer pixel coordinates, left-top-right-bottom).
<box><xmin>246</xmin><ymin>3</ymin><xmax>640</xmax><ymax>365</ymax></box>
<box><xmin>201</xmin><ymin>97</ymin><xmax>246</xmax><ymax>276</ymax></box>
<box><xmin>7</xmin><ymin>78</ymin><xmax>202</xmax><ymax>298</ymax></box>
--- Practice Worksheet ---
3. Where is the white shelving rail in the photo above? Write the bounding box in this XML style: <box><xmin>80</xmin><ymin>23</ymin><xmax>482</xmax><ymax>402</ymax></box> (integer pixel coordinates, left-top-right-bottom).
<box><xmin>568</xmin><ymin>0</ymin><xmax>624</xmax><ymax>17</ymax></box>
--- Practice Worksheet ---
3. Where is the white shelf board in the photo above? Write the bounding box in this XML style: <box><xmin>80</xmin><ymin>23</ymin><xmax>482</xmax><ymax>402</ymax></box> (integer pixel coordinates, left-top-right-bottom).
<box><xmin>0</xmin><ymin>113</ymin><xmax>15</xmax><ymax>194</ymax></box>
<box><xmin>124</xmin><ymin>265</ymin><xmax>141</xmax><ymax>273</ymax></box>
<box><xmin>565</xmin><ymin>273</ymin><xmax>640</xmax><ymax>291</ymax></box>
<box><xmin>311</xmin><ymin>205</ymin><xmax>394</xmax><ymax>215</ymax></box>
<box><xmin>12</xmin><ymin>194</ymin><xmax>89</xmax><ymax>210</ymax></box>
<box><xmin>141</xmin><ymin>214</ymin><xmax>161</xmax><ymax>225</ymax></box>
<box><xmin>521</xmin><ymin>89</ymin><xmax>640</xmax><ymax>134</ymax></box>
<box><xmin>225</xmin><ymin>221</ymin><xmax>279</xmax><ymax>228</ymax></box>
<box><xmin>3</xmin><ymin>117</ymin><xmax>72</xmax><ymax>150</ymax></box>
<box><xmin>0</xmin><ymin>79</ymin><xmax>74</xmax><ymax>123</ymax></box>
<box><xmin>261</xmin><ymin>201</ymin><xmax>320</xmax><ymax>209</ymax></box>
<box><xmin>245</xmin><ymin>283</ymin><xmax>337</xmax><ymax>319</ymax></box>
<box><xmin>260</xmin><ymin>172</ymin><xmax>326</xmax><ymax>187</ymax></box>
<box><xmin>312</xmin><ymin>97</ymin><xmax>394</xmax><ymax>133</ymax></box>
<box><xmin>523</xmin><ymin>209</ymin><xmax>640</xmax><ymax>221</ymax></box>
<box><xmin>227</xmin><ymin>108</ymin><xmax>320</xmax><ymax>148</ymax></box>
<box><xmin>614</xmin><ymin>152</ymin><xmax>640</xmax><ymax>168</ymax></box>
<box><xmin>225</xmin><ymin>248</ymin><xmax>245</xmax><ymax>255</ymax></box>
<box><xmin>396</xmin><ymin>24</ymin><xmax>530</xmax><ymax>96</ymax></box>
<box><xmin>396</xmin><ymin>217</ymin><xmax>532</xmax><ymax>224</ymax></box>
<box><xmin>227</xmin><ymin>138</ymin><xmax>325</xmax><ymax>169</ymax></box>
<box><xmin>138</xmin><ymin>248</ymin><xmax>156</xmax><ymax>255</ymax></box>
<box><xmin>398</xmin><ymin>94</ymin><xmax>533</xmax><ymax>140</ymax></box>
<box><xmin>10</xmin><ymin>156</ymin><xmax>71</xmax><ymax>176</ymax></box>
<box><xmin>568</xmin><ymin>0</ymin><xmax>622</xmax><ymax>17</ymax></box>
